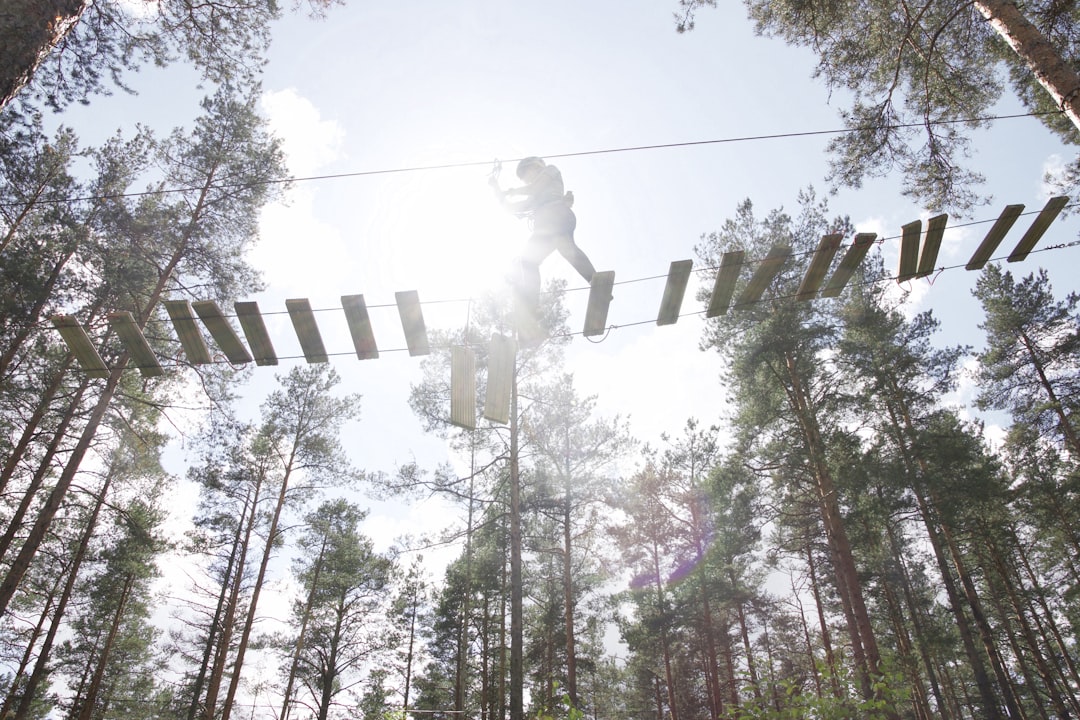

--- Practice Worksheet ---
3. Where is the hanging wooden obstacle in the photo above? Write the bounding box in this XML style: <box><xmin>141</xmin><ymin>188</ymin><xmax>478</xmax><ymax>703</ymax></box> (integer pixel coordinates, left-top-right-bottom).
<box><xmin>706</xmin><ymin>250</ymin><xmax>744</xmax><ymax>317</ymax></box>
<box><xmin>342</xmin><ymin>294</ymin><xmax>379</xmax><ymax>360</ymax></box>
<box><xmin>164</xmin><ymin>299</ymin><xmax>212</xmax><ymax>364</ymax></box>
<box><xmin>286</xmin><ymin>298</ymin><xmax>328</xmax><ymax>364</ymax></box>
<box><xmin>1009</xmin><ymin>196</ymin><xmax>1069</xmax><ymax>263</ymax></box>
<box><xmin>820</xmin><ymin>232</ymin><xmax>877</xmax><ymax>298</ymax></box>
<box><xmin>235</xmin><ymin>301</ymin><xmax>277</xmax><ymax>366</ymax></box>
<box><xmin>657</xmin><ymin>260</ymin><xmax>693</xmax><ymax>325</ymax></box>
<box><xmin>735</xmin><ymin>245</ymin><xmax>791</xmax><ymax>308</ymax></box>
<box><xmin>967</xmin><ymin>204</ymin><xmax>1025</xmax><ymax>271</ymax></box>
<box><xmin>898</xmin><ymin>221</ymin><xmax>922</xmax><ymax>282</ymax></box>
<box><xmin>192</xmin><ymin>301</ymin><xmax>252</xmax><ymax>364</ymax></box>
<box><xmin>108</xmin><ymin>312</ymin><xmax>163</xmax><ymax>377</ymax></box>
<box><xmin>52</xmin><ymin>315</ymin><xmax>109</xmax><ymax>378</ymax></box>
<box><xmin>797</xmin><ymin>234</ymin><xmax>842</xmax><ymax>301</ymax></box>
<box><xmin>917</xmin><ymin>214</ymin><xmax>948</xmax><ymax>278</ymax></box>
<box><xmin>396</xmin><ymin>290</ymin><xmax>430</xmax><ymax>356</ymax></box>
<box><xmin>483</xmin><ymin>334</ymin><xmax>516</xmax><ymax>424</ymax></box>
<box><xmin>450</xmin><ymin>346</ymin><xmax>477</xmax><ymax>430</ymax></box>
<box><xmin>583</xmin><ymin>271</ymin><xmax>616</xmax><ymax>337</ymax></box>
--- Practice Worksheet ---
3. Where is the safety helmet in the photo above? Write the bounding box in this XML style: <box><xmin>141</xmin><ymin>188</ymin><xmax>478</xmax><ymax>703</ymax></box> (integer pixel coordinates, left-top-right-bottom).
<box><xmin>516</xmin><ymin>156</ymin><xmax>545</xmax><ymax>179</ymax></box>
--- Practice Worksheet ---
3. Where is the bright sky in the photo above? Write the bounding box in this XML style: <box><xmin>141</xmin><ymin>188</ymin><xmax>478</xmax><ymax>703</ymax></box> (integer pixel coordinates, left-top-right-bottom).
<box><xmin>45</xmin><ymin>0</ymin><xmax>1080</xmax><ymax>670</ymax></box>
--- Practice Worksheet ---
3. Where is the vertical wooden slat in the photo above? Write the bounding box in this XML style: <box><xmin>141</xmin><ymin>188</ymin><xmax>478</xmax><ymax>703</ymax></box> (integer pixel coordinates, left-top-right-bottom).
<box><xmin>916</xmin><ymin>214</ymin><xmax>948</xmax><ymax>278</ymax></box>
<box><xmin>483</xmin><ymin>333</ymin><xmax>516</xmax><ymax>425</ymax></box>
<box><xmin>286</xmin><ymin>298</ymin><xmax>328</xmax><ymax>364</ymax></box>
<box><xmin>966</xmin><ymin>204</ymin><xmax>1024</xmax><ymax>270</ymax></box>
<box><xmin>735</xmin><ymin>245</ymin><xmax>791</xmax><ymax>308</ymax></box>
<box><xmin>583</xmin><ymin>271</ymin><xmax>615</xmax><ymax>337</ymax></box>
<box><xmin>191</xmin><ymin>301</ymin><xmax>252</xmax><ymax>364</ymax></box>
<box><xmin>342</xmin><ymin>294</ymin><xmax>379</xmax><ymax>360</ymax></box>
<box><xmin>108</xmin><ymin>311</ymin><xmax>163</xmax><ymax>377</ymax></box>
<box><xmin>51</xmin><ymin>315</ymin><xmax>109</xmax><ymax>378</ymax></box>
<box><xmin>450</xmin><ymin>346</ymin><xmax>476</xmax><ymax>430</ymax></box>
<box><xmin>164</xmin><ymin>299</ymin><xmax>212</xmax><ymax>364</ymax></box>
<box><xmin>796</xmin><ymin>234</ymin><xmax>842</xmax><ymax>301</ymax></box>
<box><xmin>897</xmin><ymin>220</ymin><xmax>922</xmax><ymax>282</ymax></box>
<box><xmin>234</xmin><ymin>301</ymin><xmax>277</xmax><ymax>366</ymax></box>
<box><xmin>820</xmin><ymin>232</ymin><xmax>877</xmax><ymax>298</ymax></box>
<box><xmin>1008</xmin><ymin>196</ymin><xmax>1069</xmax><ymax>263</ymax></box>
<box><xmin>396</xmin><ymin>290</ymin><xmax>430</xmax><ymax>356</ymax></box>
<box><xmin>657</xmin><ymin>260</ymin><xmax>693</xmax><ymax>326</ymax></box>
<box><xmin>706</xmin><ymin>250</ymin><xmax>744</xmax><ymax>317</ymax></box>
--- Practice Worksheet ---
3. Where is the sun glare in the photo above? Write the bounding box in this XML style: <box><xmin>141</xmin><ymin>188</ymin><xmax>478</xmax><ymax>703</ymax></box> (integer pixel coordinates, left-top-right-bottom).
<box><xmin>372</xmin><ymin>169</ymin><xmax>527</xmax><ymax>302</ymax></box>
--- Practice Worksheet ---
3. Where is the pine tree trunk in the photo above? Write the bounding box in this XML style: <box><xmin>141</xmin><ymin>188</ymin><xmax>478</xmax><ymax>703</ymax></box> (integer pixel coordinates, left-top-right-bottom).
<box><xmin>1017</xmin><ymin>329</ymin><xmax>1080</xmax><ymax>456</ymax></box>
<box><xmin>455</xmin><ymin>448</ymin><xmax>477</xmax><ymax>716</ymax></box>
<box><xmin>315</xmin><ymin>604</ymin><xmax>347</xmax><ymax>720</ymax></box>
<box><xmin>881</xmin><ymin>382</ymin><xmax>1008</xmax><ymax>719</ymax></box>
<box><xmin>985</xmin><ymin>536</ymin><xmax>1077</xmax><ymax>718</ymax></box>
<box><xmin>0</xmin><ymin>0</ymin><xmax>89</xmax><ymax>111</ymax></box>
<box><xmin>0</xmin><ymin>374</ymin><xmax>91</xmax><ymax>564</ymax></box>
<box><xmin>12</xmin><ymin>471</ymin><xmax>111</xmax><ymax>720</ymax></box>
<box><xmin>805</xmin><ymin>545</ymin><xmax>838</xmax><ymax>697</ymax></box>
<box><xmin>653</xmin><ymin>542</ymin><xmax>679</xmax><ymax>720</ymax></box>
<box><xmin>731</xmin><ymin>570</ymin><xmax>763</xmax><ymax>708</ymax></box>
<box><xmin>203</xmin><ymin>483</ymin><xmax>261</xmax><ymax>720</ymax></box>
<box><xmin>884</xmin><ymin>519</ymin><xmax>951</xmax><ymax>719</ymax></box>
<box><xmin>0</xmin><ymin>361</ymin><xmax>125</xmax><ymax>617</ymax></box>
<box><xmin>0</xmin><ymin>570</ymin><xmax>59</xmax><ymax>718</ymax></box>
<box><xmin>75</xmin><ymin>573</ymin><xmax>134</xmax><ymax>720</ymax></box>
<box><xmin>0</xmin><ymin>355</ymin><xmax>76</xmax><ymax>497</ymax></box>
<box><xmin>220</xmin><ymin>453</ymin><xmax>292</xmax><ymax>720</ymax></box>
<box><xmin>974</xmin><ymin>0</ymin><xmax>1080</xmax><ymax>135</ymax></box>
<box><xmin>509</xmin><ymin>369</ymin><xmax>524</xmax><ymax>720</ymax></box>
<box><xmin>187</xmin><ymin>495</ymin><xmax>250</xmax><ymax>720</ymax></box>
<box><xmin>280</xmin><ymin>535</ymin><xmax>327</xmax><ymax>720</ymax></box>
<box><xmin>783</xmin><ymin>351</ymin><xmax>884</xmax><ymax>705</ymax></box>
<box><xmin>0</xmin><ymin>247</ymin><xmax>77</xmax><ymax>379</ymax></box>
<box><xmin>562</xmin><ymin>440</ymin><xmax>578</xmax><ymax>708</ymax></box>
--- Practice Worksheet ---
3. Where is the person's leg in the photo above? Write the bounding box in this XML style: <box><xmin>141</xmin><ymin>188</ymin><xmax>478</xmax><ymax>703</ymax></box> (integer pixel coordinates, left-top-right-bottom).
<box><xmin>554</xmin><ymin>234</ymin><xmax>596</xmax><ymax>283</ymax></box>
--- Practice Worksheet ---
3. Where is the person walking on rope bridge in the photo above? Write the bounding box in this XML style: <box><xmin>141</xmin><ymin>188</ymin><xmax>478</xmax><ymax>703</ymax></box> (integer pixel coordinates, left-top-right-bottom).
<box><xmin>489</xmin><ymin>156</ymin><xmax>597</xmax><ymax>297</ymax></box>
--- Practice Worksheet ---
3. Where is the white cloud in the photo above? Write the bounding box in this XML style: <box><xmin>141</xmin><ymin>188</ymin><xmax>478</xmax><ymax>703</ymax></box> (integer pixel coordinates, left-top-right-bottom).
<box><xmin>260</xmin><ymin>88</ymin><xmax>345</xmax><ymax>178</ymax></box>
<box><xmin>252</xmin><ymin>89</ymin><xmax>355</xmax><ymax>297</ymax></box>
<box><xmin>1041</xmin><ymin>154</ymin><xmax>1068</xmax><ymax>200</ymax></box>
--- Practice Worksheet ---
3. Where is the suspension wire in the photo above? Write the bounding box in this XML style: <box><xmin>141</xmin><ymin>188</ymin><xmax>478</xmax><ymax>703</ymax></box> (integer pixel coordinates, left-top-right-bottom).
<box><xmin>0</xmin><ymin>109</ymin><xmax>1063</xmax><ymax>209</ymax></box>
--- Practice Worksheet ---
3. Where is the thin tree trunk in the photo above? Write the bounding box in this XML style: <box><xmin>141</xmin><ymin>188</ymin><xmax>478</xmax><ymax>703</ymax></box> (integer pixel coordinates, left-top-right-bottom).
<box><xmin>0</xmin><ymin>0</ymin><xmax>89</xmax><ymax>113</ymax></box>
<box><xmin>220</xmin><ymin>452</ymin><xmax>294</xmax><ymax>720</ymax></box>
<box><xmin>881</xmin><ymin>382</ymin><xmax>1007</xmax><ymax>719</ymax></box>
<box><xmin>732</xmin><ymin>570</ymin><xmax>763</xmax><ymax>708</ymax></box>
<box><xmin>0</xmin><ymin>374</ymin><xmax>91</xmax><ymax>565</ymax></box>
<box><xmin>187</xmin><ymin>493</ymin><xmax>250</xmax><ymax>720</ymax></box>
<box><xmin>653</xmin><ymin>542</ymin><xmax>679</xmax><ymax>720</ymax></box>
<box><xmin>13</xmin><ymin>470</ymin><xmax>112</xmax><ymax>720</ymax></box>
<box><xmin>509</xmin><ymin>367</ymin><xmax>523</xmax><ymax>720</ymax></box>
<box><xmin>562</xmin><ymin>429</ymin><xmax>578</xmax><ymax>709</ymax></box>
<box><xmin>0</xmin><ymin>570</ymin><xmax>60</xmax><ymax>719</ymax></box>
<box><xmin>75</xmin><ymin>574</ymin><xmax>134</xmax><ymax>720</ymax></box>
<box><xmin>885</xmin><ymin>518</ymin><xmax>950</xmax><ymax>719</ymax></box>
<box><xmin>974</xmin><ymin>0</ymin><xmax>1080</xmax><ymax>134</ymax></box>
<box><xmin>782</xmin><ymin>352</ymin><xmax>884</xmax><ymax>705</ymax></box>
<box><xmin>0</xmin><ymin>247</ymin><xmax>77</xmax><ymax>379</ymax></box>
<box><xmin>0</xmin><ymin>354</ymin><xmax>76</xmax><ymax>497</ymax></box>
<box><xmin>280</xmin><ymin>534</ymin><xmax>327</xmax><ymax>720</ymax></box>
<box><xmin>202</xmin><ymin>482</ymin><xmax>262</xmax><ymax>720</ymax></box>
<box><xmin>805</xmin><ymin>544</ymin><xmax>838</xmax><ymax>697</ymax></box>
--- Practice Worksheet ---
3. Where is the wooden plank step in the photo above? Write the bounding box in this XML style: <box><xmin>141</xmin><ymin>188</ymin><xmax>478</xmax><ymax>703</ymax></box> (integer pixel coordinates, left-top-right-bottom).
<box><xmin>108</xmin><ymin>311</ymin><xmax>163</xmax><ymax>377</ymax></box>
<box><xmin>657</xmin><ymin>260</ymin><xmax>693</xmax><ymax>325</ymax></box>
<box><xmin>450</xmin><ymin>346</ymin><xmax>476</xmax><ymax>430</ymax></box>
<box><xmin>797</xmin><ymin>234</ymin><xmax>842</xmax><ymax>301</ymax></box>
<box><xmin>916</xmin><ymin>214</ymin><xmax>948</xmax><ymax>278</ymax></box>
<box><xmin>191</xmin><ymin>301</ymin><xmax>252</xmax><ymax>364</ymax></box>
<box><xmin>706</xmin><ymin>250</ymin><xmax>744</xmax><ymax>317</ymax></box>
<box><xmin>1008</xmin><ymin>196</ymin><xmax>1069</xmax><ymax>263</ymax></box>
<box><xmin>820</xmin><ymin>233</ymin><xmax>877</xmax><ymax>298</ymax></box>
<box><xmin>735</xmin><ymin>245</ymin><xmax>791</xmax><ymax>308</ymax></box>
<box><xmin>235</xmin><ymin>301</ymin><xmax>277</xmax><ymax>366</ymax></box>
<box><xmin>396</xmin><ymin>290</ymin><xmax>430</xmax><ymax>356</ymax></box>
<box><xmin>342</xmin><ymin>294</ymin><xmax>379</xmax><ymax>360</ymax></box>
<box><xmin>52</xmin><ymin>315</ymin><xmax>109</xmax><ymax>378</ymax></box>
<box><xmin>164</xmin><ymin>299</ymin><xmax>211</xmax><ymax>364</ymax></box>
<box><xmin>286</xmin><ymin>298</ymin><xmax>328</xmax><ymax>363</ymax></box>
<box><xmin>967</xmin><ymin>204</ymin><xmax>1024</xmax><ymax>270</ymax></box>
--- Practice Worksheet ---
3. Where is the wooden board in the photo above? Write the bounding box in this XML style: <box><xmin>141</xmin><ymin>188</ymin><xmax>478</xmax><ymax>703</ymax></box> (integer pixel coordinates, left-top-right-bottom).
<box><xmin>164</xmin><ymin>299</ymin><xmax>211</xmax><ymax>364</ymax></box>
<box><xmin>706</xmin><ymin>250</ymin><xmax>744</xmax><ymax>317</ymax></box>
<box><xmin>916</xmin><ymin>214</ymin><xmax>948</xmax><ymax>278</ymax></box>
<box><xmin>235</xmin><ymin>301</ymin><xmax>278</xmax><ymax>366</ymax></box>
<box><xmin>966</xmin><ymin>204</ymin><xmax>1024</xmax><ymax>270</ymax></box>
<box><xmin>191</xmin><ymin>301</ymin><xmax>252</xmax><ymax>364</ymax></box>
<box><xmin>1008</xmin><ymin>196</ymin><xmax>1069</xmax><ymax>263</ymax></box>
<box><xmin>734</xmin><ymin>245</ymin><xmax>791</xmax><ymax>308</ymax></box>
<box><xmin>108</xmin><ymin>311</ymin><xmax>163</xmax><ymax>377</ymax></box>
<box><xmin>342</xmin><ymin>294</ymin><xmax>379</xmax><ymax>360</ymax></box>
<box><xmin>52</xmin><ymin>315</ymin><xmax>109</xmax><ymax>378</ymax></box>
<box><xmin>796</xmin><ymin>234</ymin><xmax>842</xmax><ymax>301</ymax></box>
<box><xmin>820</xmin><ymin>233</ymin><xmax>877</xmax><ymax>298</ymax></box>
<box><xmin>483</xmin><ymin>333</ymin><xmax>516</xmax><ymax>424</ymax></box>
<box><xmin>657</xmin><ymin>260</ymin><xmax>693</xmax><ymax>325</ymax></box>
<box><xmin>286</xmin><ymin>298</ymin><xmax>328</xmax><ymax>363</ymax></box>
<box><xmin>583</xmin><ymin>271</ymin><xmax>615</xmax><ymax>337</ymax></box>
<box><xmin>450</xmin><ymin>346</ymin><xmax>476</xmax><ymax>430</ymax></box>
<box><xmin>396</xmin><ymin>290</ymin><xmax>430</xmax><ymax>356</ymax></box>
